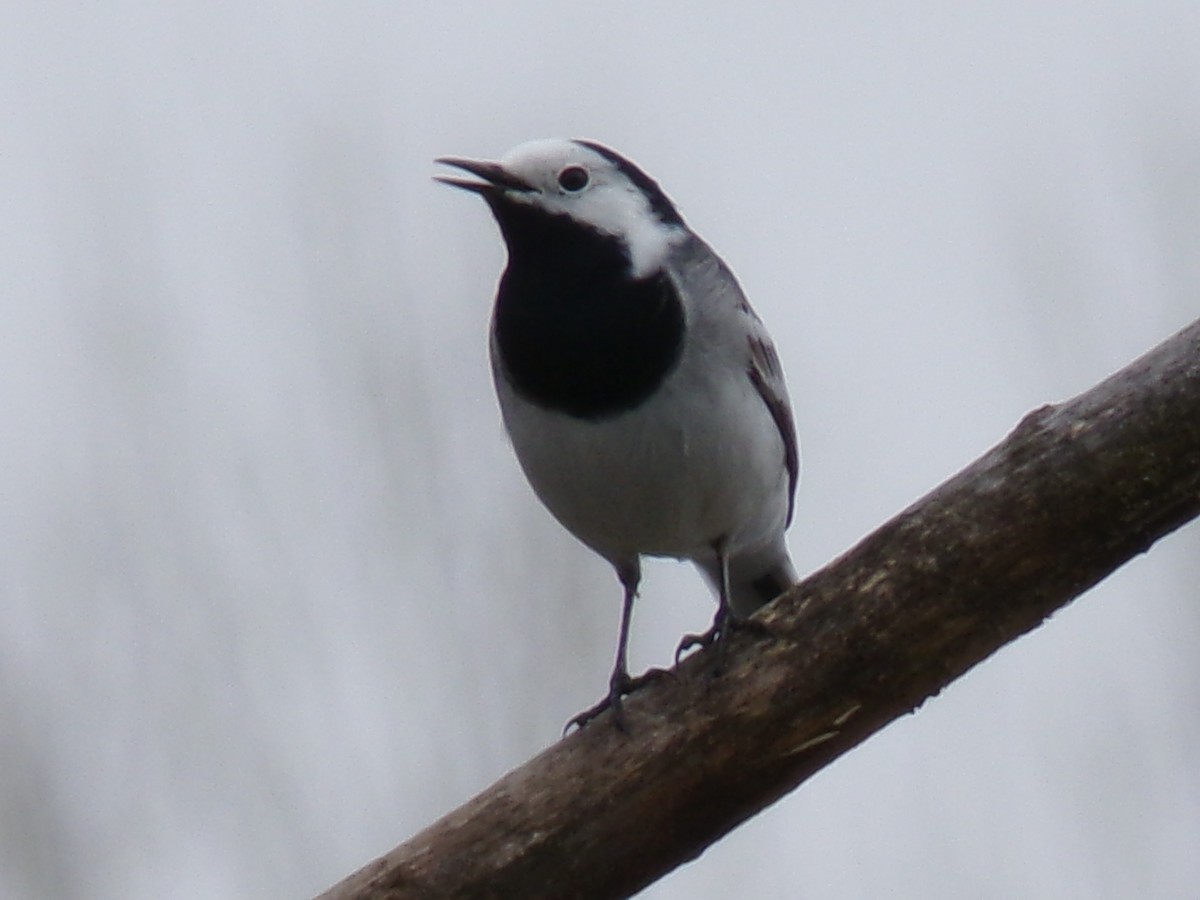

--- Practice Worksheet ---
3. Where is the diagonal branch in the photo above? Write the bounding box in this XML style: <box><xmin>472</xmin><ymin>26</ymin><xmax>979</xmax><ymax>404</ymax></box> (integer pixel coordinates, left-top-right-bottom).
<box><xmin>318</xmin><ymin>318</ymin><xmax>1200</xmax><ymax>900</ymax></box>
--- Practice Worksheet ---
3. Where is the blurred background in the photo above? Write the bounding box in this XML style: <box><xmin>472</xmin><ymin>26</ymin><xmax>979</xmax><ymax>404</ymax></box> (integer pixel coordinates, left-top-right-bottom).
<box><xmin>2</xmin><ymin>3</ymin><xmax>1198</xmax><ymax>898</ymax></box>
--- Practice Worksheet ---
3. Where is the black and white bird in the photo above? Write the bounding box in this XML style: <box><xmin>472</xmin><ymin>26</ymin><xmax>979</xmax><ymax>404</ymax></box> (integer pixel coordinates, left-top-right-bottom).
<box><xmin>436</xmin><ymin>139</ymin><xmax>799</xmax><ymax>730</ymax></box>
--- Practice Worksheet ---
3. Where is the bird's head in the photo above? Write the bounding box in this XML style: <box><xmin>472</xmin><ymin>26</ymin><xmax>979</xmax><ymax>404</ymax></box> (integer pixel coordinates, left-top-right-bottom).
<box><xmin>436</xmin><ymin>139</ymin><xmax>688</xmax><ymax>279</ymax></box>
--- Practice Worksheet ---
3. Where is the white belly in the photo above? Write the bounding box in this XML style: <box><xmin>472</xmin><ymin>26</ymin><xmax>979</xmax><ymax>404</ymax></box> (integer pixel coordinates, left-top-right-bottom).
<box><xmin>495</xmin><ymin>356</ymin><xmax>790</xmax><ymax>567</ymax></box>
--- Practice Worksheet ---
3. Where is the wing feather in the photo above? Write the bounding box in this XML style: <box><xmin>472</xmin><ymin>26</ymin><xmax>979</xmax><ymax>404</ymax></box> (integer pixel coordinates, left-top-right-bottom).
<box><xmin>746</xmin><ymin>332</ymin><xmax>799</xmax><ymax>526</ymax></box>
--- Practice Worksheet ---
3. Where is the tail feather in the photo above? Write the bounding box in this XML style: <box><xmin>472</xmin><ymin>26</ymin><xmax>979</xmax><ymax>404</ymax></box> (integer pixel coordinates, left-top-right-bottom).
<box><xmin>696</xmin><ymin>539</ymin><xmax>797</xmax><ymax>619</ymax></box>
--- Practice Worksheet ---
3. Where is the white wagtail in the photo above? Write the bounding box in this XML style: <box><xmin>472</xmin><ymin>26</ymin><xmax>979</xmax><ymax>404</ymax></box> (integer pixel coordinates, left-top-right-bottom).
<box><xmin>436</xmin><ymin>139</ymin><xmax>799</xmax><ymax>730</ymax></box>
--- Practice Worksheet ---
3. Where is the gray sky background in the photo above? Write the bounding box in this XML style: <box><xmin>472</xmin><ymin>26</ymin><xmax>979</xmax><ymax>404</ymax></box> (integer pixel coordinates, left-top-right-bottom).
<box><xmin>2</xmin><ymin>3</ymin><xmax>1198</xmax><ymax>898</ymax></box>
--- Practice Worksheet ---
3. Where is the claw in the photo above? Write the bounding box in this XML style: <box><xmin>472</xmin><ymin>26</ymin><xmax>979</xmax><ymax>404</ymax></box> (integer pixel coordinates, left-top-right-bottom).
<box><xmin>674</xmin><ymin>614</ymin><xmax>772</xmax><ymax>671</ymax></box>
<box><xmin>675</xmin><ymin>623</ymin><xmax>721</xmax><ymax>663</ymax></box>
<box><xmin>563</xmin><ymin>667</ymin><xmax>671</xmax><ymax>735</ymax></box>
<box><xmin>565</xmin><ymin>692</ymin><xmax>624</xmax><ymax>734</ymax></box>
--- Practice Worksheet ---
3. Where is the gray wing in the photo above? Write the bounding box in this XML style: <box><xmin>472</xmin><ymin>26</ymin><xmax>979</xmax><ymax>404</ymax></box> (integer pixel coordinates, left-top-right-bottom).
<box><xmin>746</xmin><ymin>328</ymin><xmax>799</xmax><ymax>526</ymax></box>
<box><xmin>670</xmin><ymin>235</ymin><xmax>800</xmax><ymax>524</ymax></box>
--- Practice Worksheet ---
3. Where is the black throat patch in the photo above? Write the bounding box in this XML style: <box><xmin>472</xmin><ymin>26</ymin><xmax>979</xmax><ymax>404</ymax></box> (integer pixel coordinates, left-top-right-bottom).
<box><xmin>490</xmin><ymin>200</ymin><xmax>685</xmax><ymax>420</ymax></box>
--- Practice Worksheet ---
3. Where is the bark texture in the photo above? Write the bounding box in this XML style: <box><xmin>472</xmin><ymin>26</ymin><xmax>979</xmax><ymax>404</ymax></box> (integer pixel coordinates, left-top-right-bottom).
<box><xmin>318</xmin><ymin>319</ymin><xmax>1200</xmax><ymax>900</ymax></box>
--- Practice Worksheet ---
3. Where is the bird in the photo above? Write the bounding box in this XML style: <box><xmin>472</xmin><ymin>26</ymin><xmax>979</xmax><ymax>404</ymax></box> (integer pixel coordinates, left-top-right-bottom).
<box><xmin>435</xmin><ymin>139</ymin><xmax>799</xmax><ymax>731</ymax></box>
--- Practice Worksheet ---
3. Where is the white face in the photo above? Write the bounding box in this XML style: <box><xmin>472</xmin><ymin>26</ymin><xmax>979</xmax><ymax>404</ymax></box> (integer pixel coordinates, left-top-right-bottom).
<box><xmin>496</xmin><ymin>139</ymin><xmax>687</xmax><ymax>279</ymax></box>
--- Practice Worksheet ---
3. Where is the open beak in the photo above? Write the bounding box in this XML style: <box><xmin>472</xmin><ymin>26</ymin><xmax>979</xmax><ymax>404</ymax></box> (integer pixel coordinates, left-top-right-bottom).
<box><xmin>434</xmin><ymin>157</ymin><xmax>534</xmax><ymax>194</ymax></box>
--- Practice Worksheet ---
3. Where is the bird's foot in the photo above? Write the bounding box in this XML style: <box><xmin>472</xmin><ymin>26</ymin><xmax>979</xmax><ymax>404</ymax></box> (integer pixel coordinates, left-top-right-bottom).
<box><xmin>674</xmin><ymin>615</ymin><xmax>772</xmax><ymax>671</ymax></box>
<box><xmin>674</xmin><ymin>622</ymin><xmax>722</xmax><ymax>663</ymax></box>
<box><xmin>564</xmin><ymin>667</ymin><xmax>671</xmax><ymax>735</ymax></box>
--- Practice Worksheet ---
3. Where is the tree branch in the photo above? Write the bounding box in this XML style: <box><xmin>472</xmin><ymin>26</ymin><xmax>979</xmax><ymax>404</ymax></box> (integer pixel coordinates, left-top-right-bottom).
<box><xmin>318</xmin><ymin>319</ymin><xmax>1200</xmax><ymax>900</ymax></box>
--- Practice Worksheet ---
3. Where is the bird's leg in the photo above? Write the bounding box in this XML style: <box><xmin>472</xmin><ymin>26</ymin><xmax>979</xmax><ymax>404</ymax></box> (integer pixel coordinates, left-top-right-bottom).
<box><xmin>675</xmin><ymin>538</ymin><xmax>737</xmax><ymax>671</ymax></box>
<box><xmin>566</xmin><ymin>561</ymin><xmax>660</xmax><ymax>733</ymax></box>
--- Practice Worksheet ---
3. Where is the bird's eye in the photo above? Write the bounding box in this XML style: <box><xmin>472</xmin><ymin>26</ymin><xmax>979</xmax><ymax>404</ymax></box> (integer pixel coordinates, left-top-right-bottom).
<box><xmin>557</xmin><ymin>166</ymin><xmax>590</xmax><ymax>192</ymax></box>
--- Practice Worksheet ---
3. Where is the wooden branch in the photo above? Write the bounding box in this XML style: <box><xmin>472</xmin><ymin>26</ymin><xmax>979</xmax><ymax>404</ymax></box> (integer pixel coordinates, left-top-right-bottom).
<box><xmin>318</xmin><ymin>319</ymin><xmax>1200</xmax><ymax>900</ymax></box>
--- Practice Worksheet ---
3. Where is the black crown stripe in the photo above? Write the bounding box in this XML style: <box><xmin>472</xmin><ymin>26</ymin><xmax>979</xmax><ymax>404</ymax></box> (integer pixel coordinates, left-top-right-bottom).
<box><xmin>573</xmin><ymin>140</ymin><xmax>686</xmax><ymax>228</ymax></box>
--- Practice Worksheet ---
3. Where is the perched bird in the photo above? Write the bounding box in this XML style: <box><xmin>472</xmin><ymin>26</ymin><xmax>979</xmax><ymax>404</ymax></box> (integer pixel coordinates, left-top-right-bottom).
<box><xmin>436</xmin><ymin>139</ymin><xmax>799</xmax><ymax>730</ymax></box>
